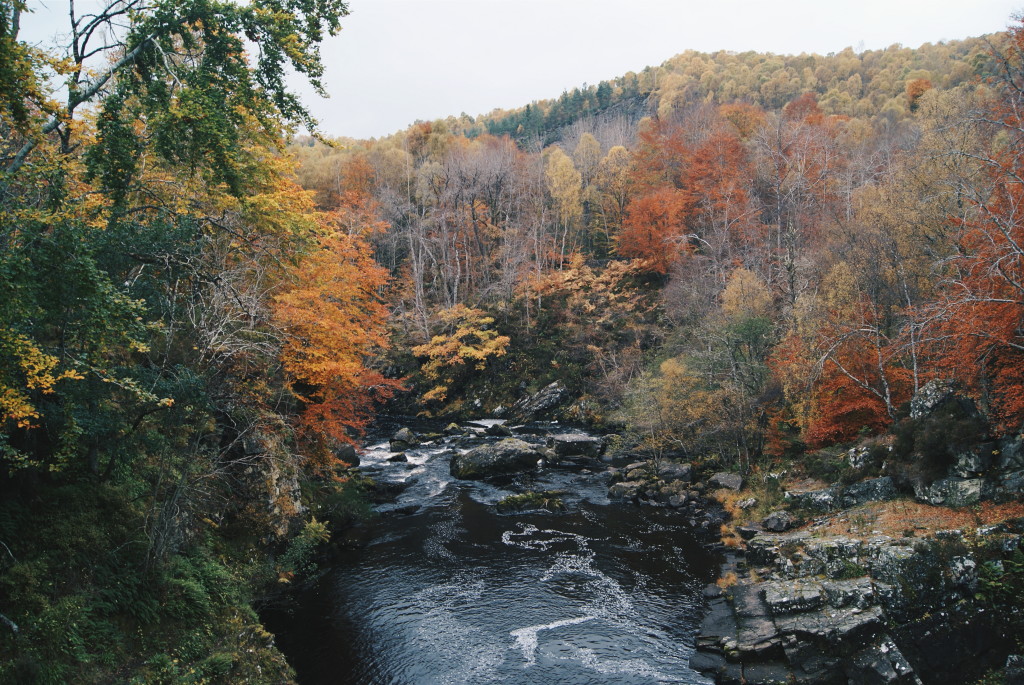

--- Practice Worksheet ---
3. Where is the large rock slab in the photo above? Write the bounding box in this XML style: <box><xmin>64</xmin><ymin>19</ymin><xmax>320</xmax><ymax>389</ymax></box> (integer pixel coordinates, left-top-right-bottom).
<box><xmin>773</xmin><ymin>605</ymin><xmax>884</xmax><ymax>646</ymax></box>
<box><xmin>951</xmin><ymin>444</ymin><xmax>996</xmax><ymax>478</ymax></box>
<box><xmin>746</xmin><ymin>531</ymin><xmax>812</xmax><ymax>567</ymax></box>
<box><xmin>845</xmin><ymin>638</ymin><xmax>921</xmax><ymax>684</ymax></box>
<box><xmin>909</xmin><ymin>378</ymin><xmax>960</xmax><ymax>419</ymax></box>
<box><xmin>709</xmin><ymin>472</ymin><xmax>743</xmax><ymax>490</ymax></box>
<box><xmin>923</xmin><ymin>477</ymin><xmax>988</xmax><ymax>507</ymax></box>
<box><xmin>785</xmin><ymin>486</ymin><xmax>840</xmax><ymax>512</ymax></box>
<box><xmin>999</xmin><ymin>436</ymin><xmax>1024</xmax><ymax>471</ymax></box>
<box><xmin>507</xmin><ymin>381</ymin><xmax>569</xmax><ymax>421</ymax></box>
<box><xmin>732</xmin><ymin>584</ymin><xmax>783</xmax><ymax>658</ymax></box>
<box><xmin>449</xmin><ymin>438</ymin><xmax>542</xmax><ymax>480</ymax></box>
<box><xmin>763</xmin><ymin>580</ymin><xmax>824</xmax><ymax>615</ymax></box>
<box><xmin>841</xmin><ymin>477</ymin><xmax>898</xmax><ymax>507</ymax></box>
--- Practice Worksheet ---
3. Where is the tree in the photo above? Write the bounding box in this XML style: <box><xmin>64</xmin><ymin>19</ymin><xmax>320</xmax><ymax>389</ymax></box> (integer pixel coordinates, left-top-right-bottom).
<box><xmin>616</xmin><ymin>187</ymin><xmax>693</xmax><ymax>273</ymax></box>
<box><xmin>272</xmin><ymin>224</ymin><xmax>399</xmax><ymax>468</ymax></box>
<box><xmin>5</xmin><ymin>0</ymin><xmax>347</xmax><ymax>178</ymax></box>
<box><xmin>920</xmin><ymin>21</ymin><xmax>1024</xmax><ymax>431</ymax></box>
<box><xmin>412</xmin><ymin>305</ymin><xmax>510</xmax><ymax>412</ymax></box>
<box><xmin>544</xmin><ymin>147</ymin><xmax>583</xmax><ymax>264</ymax></box>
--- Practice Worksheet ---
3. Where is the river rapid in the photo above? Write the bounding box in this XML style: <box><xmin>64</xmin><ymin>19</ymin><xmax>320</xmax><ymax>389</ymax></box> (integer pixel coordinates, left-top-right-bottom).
<box><xmin>264</xmin><ymin>420</ymin><xmax>720</xmax><ymax>684</ymax></box>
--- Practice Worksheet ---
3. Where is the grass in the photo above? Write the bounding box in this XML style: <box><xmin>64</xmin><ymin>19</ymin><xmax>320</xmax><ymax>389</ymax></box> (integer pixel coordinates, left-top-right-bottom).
<box><xmin>806</xmin><ymin>499</ymin><xmax>1024</xmax><ymax>539</ymax></box>
<box><xmin>716</xmin><ymin>571</ymin><xmax>738</xmax><ymax>589</ymax></box>
<box><xmin>712</xmin><ymin>465</ymin><xmax>791</xmax><ymax>544</ymax></box>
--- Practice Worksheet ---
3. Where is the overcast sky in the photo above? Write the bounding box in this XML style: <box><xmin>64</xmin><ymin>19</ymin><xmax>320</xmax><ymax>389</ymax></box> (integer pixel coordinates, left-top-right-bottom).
<box><xmin>21</xmin><ymin>0</ymin><xmax>1024</xmax><ymax>139</ymax></box>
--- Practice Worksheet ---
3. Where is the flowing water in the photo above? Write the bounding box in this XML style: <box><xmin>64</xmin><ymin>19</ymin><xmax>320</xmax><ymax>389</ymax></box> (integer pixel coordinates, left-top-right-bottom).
<box><xmin>264</xmin><ymin>421</ymin><xmax>720</xmax><ymax>685</ymax></box>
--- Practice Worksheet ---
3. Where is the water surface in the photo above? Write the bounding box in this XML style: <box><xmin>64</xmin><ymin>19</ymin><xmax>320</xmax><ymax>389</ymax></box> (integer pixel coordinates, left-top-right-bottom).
<box><xmin>265</xmin><ymin>424</ymin><xmax>719</xmax><ymax>684</ymax></box>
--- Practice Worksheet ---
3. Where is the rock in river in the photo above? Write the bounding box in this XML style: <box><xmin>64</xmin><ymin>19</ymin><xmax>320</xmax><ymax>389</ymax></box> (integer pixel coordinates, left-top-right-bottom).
<box><xmin>449</xmin><ymin>438</ymin><xmax>543</xmax><ymax>480</ymax></box>
<box><xmin>551</xmin><ymin>433</ymin><xmax>603</xmax><ymax>457</ymax></box>
<box><xmin>390</xmin><ymin>427</ymin><xmax>420</xmax><ymax>452</ymax></box>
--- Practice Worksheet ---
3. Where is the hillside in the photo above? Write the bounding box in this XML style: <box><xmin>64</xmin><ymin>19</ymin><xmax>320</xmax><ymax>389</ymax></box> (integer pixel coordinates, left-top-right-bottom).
<box><xmin>289</xmin><ymin>29</ymin><xmax>1021</xmax><ymax>456</ymax></box>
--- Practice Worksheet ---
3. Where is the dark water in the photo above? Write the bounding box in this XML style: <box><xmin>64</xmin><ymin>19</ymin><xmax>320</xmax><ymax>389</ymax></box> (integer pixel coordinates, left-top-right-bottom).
<box><xmin>264</xmin><ymin>423</ymin><xmax>719</xmax><ymax>684</ymax></box>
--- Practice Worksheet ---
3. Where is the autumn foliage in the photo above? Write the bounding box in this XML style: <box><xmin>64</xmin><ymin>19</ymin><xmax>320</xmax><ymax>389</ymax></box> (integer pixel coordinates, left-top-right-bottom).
<box><xmin>273</xmin><ymin>224</ymin><xmax>401</xmax><ymax>465</ymax></box>
<box><xmin>921</xmin><ymin>25</ymin><xmax>1024</xmax><ymax>431</ymax></box>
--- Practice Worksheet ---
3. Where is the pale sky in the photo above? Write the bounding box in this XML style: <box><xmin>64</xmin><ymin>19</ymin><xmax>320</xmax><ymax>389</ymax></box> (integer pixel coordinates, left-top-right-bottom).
<box><xmin>19</xmin><ymin>0</ymin><xmax>1023</xmax><ymax>139</ymax></box>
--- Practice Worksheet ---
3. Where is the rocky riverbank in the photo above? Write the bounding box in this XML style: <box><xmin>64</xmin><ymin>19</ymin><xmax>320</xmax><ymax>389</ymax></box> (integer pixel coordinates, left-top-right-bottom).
<box><xmin>685</xmin><ymin>381</ymin><xmax>1024</xmax><ymax>685</ymax></box>
<box><xmin>363</xmin><ymin>375</ymin><xmax>1024</xmax><ymax>685</ymax></box>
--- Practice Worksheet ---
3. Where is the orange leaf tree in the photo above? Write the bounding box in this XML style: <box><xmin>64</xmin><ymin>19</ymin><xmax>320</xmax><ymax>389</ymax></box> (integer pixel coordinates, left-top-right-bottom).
<box><xmin>272</xmin><ymin>223</ymin><xmax>400</xmax><ymax>467</ymax></box>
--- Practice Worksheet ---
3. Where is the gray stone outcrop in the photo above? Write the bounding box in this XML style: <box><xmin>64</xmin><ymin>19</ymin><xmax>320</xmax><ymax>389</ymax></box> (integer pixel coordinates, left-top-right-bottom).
<box><xmin>449</xmin><ymin>438</ymin><xmax>542</xmax><ymax>480</ymax></box>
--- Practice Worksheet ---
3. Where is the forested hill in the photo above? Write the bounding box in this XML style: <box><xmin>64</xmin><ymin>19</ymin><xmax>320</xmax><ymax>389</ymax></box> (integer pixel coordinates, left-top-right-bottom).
<box><xmin>350</xmin><ymin>34</ymin><xmax>997</xmax><ymax>145</ymax></box>
<box><xmin>290</xmin><ymin>25</ymin><xmax>1024</xmax><ymax>458</ymax></box>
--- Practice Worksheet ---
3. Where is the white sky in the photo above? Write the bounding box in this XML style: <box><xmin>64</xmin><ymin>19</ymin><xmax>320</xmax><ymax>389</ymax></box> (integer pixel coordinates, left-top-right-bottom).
<box><xmin>19</xmin><ymin>0</ymin><xmax>1024</xmax><ymax>139</ymax></box>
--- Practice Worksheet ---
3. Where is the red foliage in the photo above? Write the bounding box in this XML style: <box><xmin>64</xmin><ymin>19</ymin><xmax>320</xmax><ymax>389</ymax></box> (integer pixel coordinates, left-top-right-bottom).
<box><xmin>616</xmin><ymin>186</ymin><xmax>694</xmax><ymax>273</ymax></box>
<box><xmin>632</xmin><ymin>119</ymin><xmax>692</xmax><ymax>190</ymax></box>
<box><xmin>805</xmin><ymin>363</ymin><xmax>896</xmax><ymax>448</ymax></box>
<box><xmin>783</xmin><ymin>92</ymin><xmax>824</xmax><ymax>125</ymax></box>
<box><xmin>682</xmin><ymin>128</ymin><xmax>759</xmax><ymax>246</ymax></box>
<box><xmin>273</xmin><ymin>225</ymin><xmax>402</xmax><ymax>470</ymax></box>
<box><xmin>922</xmin><ymin>20</ymin><xmax>1024</xmax><ymax>433</ymax></box>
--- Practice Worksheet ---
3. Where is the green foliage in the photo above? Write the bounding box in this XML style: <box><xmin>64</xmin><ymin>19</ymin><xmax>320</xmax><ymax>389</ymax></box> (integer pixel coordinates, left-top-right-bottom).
<box><xmin>797</xmin><ymin>445</ymin><xmax>871</xmax><ymax>486</ymax></box>
<box><xmin>890</xmin><ymin>400</ymin><xmax>988</xmax><ymax>484</ymax></box>
<box><xmin>278</xmin><ymin>517</ymin><xmax>330</xmax><ymax>577</ymax></box>
<box><xmin>0</xmin><ymin>0</ymin><xmax>374</xmax><ymax>682</ymax></box>
<box><xmin>976</xmin><ymin>547</ymin><xmax>1024</xmax><ymax>633</ymax></box>
<box><xmin>832</xmin><ymin>560</ymin><xmax>870</xmax><ymax>580</ymax></box>
<box><xmin>0</xmin><ymin>481</ymin><xmax>299</xmax><ymax>684</ymax></box>
<box><xmin>306</xmin><ymin>474</ymin><xmax>375</xmax><ymax>527</ymax></box>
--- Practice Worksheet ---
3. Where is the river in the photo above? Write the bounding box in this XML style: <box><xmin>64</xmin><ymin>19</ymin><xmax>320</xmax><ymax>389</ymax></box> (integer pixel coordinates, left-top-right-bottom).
<box><xmin>263</xmin><ymin>420</ymin><xmax>720</xmax><ymax>684</ymax></box>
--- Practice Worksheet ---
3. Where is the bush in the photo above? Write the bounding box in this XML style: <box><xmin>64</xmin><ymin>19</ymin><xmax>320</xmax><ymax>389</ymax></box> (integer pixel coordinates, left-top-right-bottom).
<box><xmin>278</xmin><ymin>517</ymin><xmax>330</xmax><ymax>577</ymax></box>
<box><xmin>890</xmin><ymin>400</ymin><xmax>988</xmax><ymax>486</ymax></box>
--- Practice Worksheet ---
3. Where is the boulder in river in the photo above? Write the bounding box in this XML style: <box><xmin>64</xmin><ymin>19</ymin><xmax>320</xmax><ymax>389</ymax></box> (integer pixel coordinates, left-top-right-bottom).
<box><xmin>390</xmin><ymin>427</ymin><xmax>420</xmax><ymax>452</ymax></box>
<box><xmin>608</xmin><ymin>481</ymin><xmax>643</xmax><ymax>500</ymax></box>
<box><xmin>449</xmin><ymin>438</ymin><xmax>542</xmax><ymax>480</ymax></box>
<box><xmin>551</xmin><ymin>433</ymin><xmax>603</xmax><ymax>457</ymax></box>
<box><xmin>485</xmin><ymin>423</ymin><xmax>513</xmax><ymax>437</ymax></box>
<box><xmin>335</xmin><ymin>443</ymin><xmax>360</xmax><ymax>467</ymax></box>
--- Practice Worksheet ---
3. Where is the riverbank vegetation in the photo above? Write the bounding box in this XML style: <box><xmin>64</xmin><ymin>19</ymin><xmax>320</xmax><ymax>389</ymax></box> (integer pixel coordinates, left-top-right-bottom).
<box><xmin>0</xmin><ymin>0</ymin><xmax>391</xmax><ymax>681</ymax></box>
